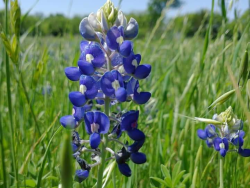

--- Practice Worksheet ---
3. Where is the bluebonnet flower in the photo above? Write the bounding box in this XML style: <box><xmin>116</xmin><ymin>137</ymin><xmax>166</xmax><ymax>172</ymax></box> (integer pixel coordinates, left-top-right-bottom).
<box><xmin>60</xmin><ymin>0</ymin><xmax>151</xmax><ymax>182</ymax></box>
<box><xmin>197</xmin><ymin>107</ymin><xmax>250</xmax><ymax>158</ymax></box>
<box><xmin>84</xmin><ymin>111</ymin><xmax>110</xmax><ymax>149</ymax></box>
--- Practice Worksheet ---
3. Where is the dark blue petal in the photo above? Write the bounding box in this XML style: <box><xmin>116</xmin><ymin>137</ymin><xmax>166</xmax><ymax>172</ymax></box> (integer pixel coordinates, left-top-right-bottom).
<box><xmin>111</xmin><ymin>125</ymin><xmax>122</xmax><ymax>138</ymax></box>
<box><xmin>100</xmin><ymin>71</ymin><xmax>115</xmax><ymax>97</ymax></box>
<box><xmin>220</xmin><ymin>148</ymin><xmax>227</xmax><ymax>157</ymax></box>
<box><xmin>197</xmin><ymin>129</ymin><xmax>207</xmax><ymax>140</ymax></box>
<box><xmin>238</xmin><ymin>148</ymin><xmax>250</xmax><ymax>157</ymax></box>
<box><xmin>69</xmin><ymin>92</ymin><xmax>86</xmax><ymax>107</ymax></box>
<box><xmin>78</xmin><ymin>60</ymin><xmax>95</xmax><ymax>75</ymax></box>
<box><xmin>232</xmin><ymin>136</ymin><xmax>244</xmax><ymax>147</ymax></box>
<box><xmin>83</xmin><ymin>42</ymin><xmax>106</xmax><ymax>68</ymax></box>
<box><xmin>80</xmin><ymin>41</ymin><xmax>89</xmax><ymax>52</ymax></box>
<box><xmin>84</xmin><ymin>111</ymin><xmax>110</xmax><ymax>134</ymax></box>
<box><xmin>79</xmin><ymin>17</ymin><xmax>98</xmax><ymax>41</ymax></box>
<box><xmin>127</xmin><ymin>129</ymin><xmax>145</xmax><ymax>141</ymax></box>
<box><xmin>133</xmin><ymin>91</ymin><xmax>151</xmax><ymax>105</ymax></box>
<box><xmin>222</xmin><ymin>138</ymin><xmax>229</xmax><ymax>150</ymax></box>
<box><xmin>73</xmin><ymin>106</ymin><xmax>85</xmax><ymax>122</ymax></box>
<box><xmin>106</xmin><ymin>26</ymin><xmax>122</xmax><ymax>50</ymax></box>
<box><xmin>115</xmin><ymin>87</ymin><xmax>127</xmax><ymax>102</ymax></box>
<box><xmin>213</xmin><ymin>137</ymin><xmax>222</xmax><ymax>151</ymax></box>
<box><xmin>60</xmin><ymin>115</ymin><xmax>77</xmax><ymax>129</ymax></box>
<box><xmin>75</xmin><ymin>170</ymin><xmax>89</xmax><ymax>183</ymax></box>
<box><xmin>124</xmin><ymin>18</ymin><xmax>139</xmax><ymax>40</ymax></box>
<box><xmin>123</xmin><ymin>53</ymin><xmax>138</xmax><ymax>74</ymax></box>
<box><xmin>206</xmin><ymin>139</ymin><xmax>213</xmax><ymax>147</ymax></box>
<box><xmin>72</xmin><ymin>143</ymin><xmax>79</xmax><ymax>153</ymax></box>
<box><xmin>90</xmin><ymin>133</ymin><xmax>101</xmax><ymax>149</ymax></box>
<box><xmin>127</xmin><ymin>139</ymin><xmax>145</xmax><ymax>153</ymax></box>
<box><xmin>134</xmin><ymin>64</ymin><xmax>151</xmax><ymax>80</ymax></box>
<box><xmin>119</xmin><ymin>40</ymin><xmax>132</xmax><ymax>57</ymax></box>
<box><xmin>84</xmin><ymin>111</ymin><xmax>94</xmax><ymax>134</ymax></box>
<box><xmin>64</xmin><ymin>67</ymin><xmax>81</xmax><ymax>81</ymax></box>
<box><xmin>205</xmin><ymin>124</ymin><xmax>216</xmax><ymax>138</ymax></box>
<box><xmin>121</xmin><ymin>110</ymin><xmax>139</xmax><ymax>131</ymax></box>
<box><xmin>117</xmin><ymin>163</ymin><xmax>131</xmax><ymax>177</ymax></box>
<box><xmin>130</xmin><ymin>152</ymin><xmax>146</xmax><ymax>164</ymax></box>
<box><xmin>79</xmin><ymin>75</ymin><xmax>98</xmax><ymax>99</ymax></box>
<box><xmin>111</xmin><ymin>53</ymin><xmax>123</xmax><ymax>66</ymax></box>
<box><xmin>94</xmin><ymin>111</ymin><xmax>110</xmax><ymax>134</ymax></box>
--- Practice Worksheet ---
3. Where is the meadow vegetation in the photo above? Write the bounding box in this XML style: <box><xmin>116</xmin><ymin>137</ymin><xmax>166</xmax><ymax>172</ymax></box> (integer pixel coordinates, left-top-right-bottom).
<box><xmin>0</xmin><ymin>0</ymin><xmax>250</xmax><ymax>187</ymax></box>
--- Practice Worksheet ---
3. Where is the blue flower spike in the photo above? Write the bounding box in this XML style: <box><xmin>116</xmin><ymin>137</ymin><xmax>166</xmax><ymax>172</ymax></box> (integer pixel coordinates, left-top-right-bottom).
<box><xmin>60</xmin><ymin>0</ymin><xmax>151</xmax><ymax>181</ymax></box>
<box><xmin>197</xmin><ymin>107</ymin><xmax>250</xmax><ymax>158</ymax></box>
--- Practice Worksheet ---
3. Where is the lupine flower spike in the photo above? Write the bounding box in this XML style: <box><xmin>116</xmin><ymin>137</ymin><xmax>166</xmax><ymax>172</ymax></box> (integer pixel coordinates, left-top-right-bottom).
<box><xmin>60</xmin><ymin>0</ymin><xmax>151</xmax><ymax>183</ymax></box>
<box><xmin>197</xmin><ymin>106</ymin><xmax>250</xmax><ymax>157</ymax></box>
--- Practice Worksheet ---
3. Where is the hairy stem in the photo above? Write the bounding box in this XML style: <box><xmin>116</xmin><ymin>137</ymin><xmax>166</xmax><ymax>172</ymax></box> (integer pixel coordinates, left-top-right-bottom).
<box><xmin>220</xmin><ymin>158</ymin><xmax>224</xmax><ymax>188</ymax></box>
<box><xmin>96</xmin><ymin>97</ymin><xmax>110</xmax><ymax>188</ymax></box>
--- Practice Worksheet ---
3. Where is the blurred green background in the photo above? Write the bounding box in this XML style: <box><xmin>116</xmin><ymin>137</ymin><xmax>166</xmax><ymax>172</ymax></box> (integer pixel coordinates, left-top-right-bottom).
<box><xmin>1</xmin><ymin>0</ymin><xmax>250</xmax><ymax>187</ymax></box>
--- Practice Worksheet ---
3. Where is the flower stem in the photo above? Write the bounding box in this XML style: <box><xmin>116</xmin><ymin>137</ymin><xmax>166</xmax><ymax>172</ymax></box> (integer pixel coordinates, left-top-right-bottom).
<box><xmin>96</xmin><ymin>97</ymin><xmax>110</xmax><ymax>188</ymax></box>
<box><xmin>220</xmin><ymin>158</ymin><xmax>224</xmax><ymax>188</ymax></box>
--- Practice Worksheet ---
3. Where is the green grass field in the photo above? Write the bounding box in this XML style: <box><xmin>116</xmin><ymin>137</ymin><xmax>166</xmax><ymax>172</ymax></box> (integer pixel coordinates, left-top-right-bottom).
<box><xmin>1</xmin><ymin>0</ymin><xmax>250</xmax><ymax>188</ymax></box>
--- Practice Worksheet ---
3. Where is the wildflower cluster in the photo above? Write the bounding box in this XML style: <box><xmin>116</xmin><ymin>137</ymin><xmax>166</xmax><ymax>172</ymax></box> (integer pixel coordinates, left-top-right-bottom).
<box><xmin>197</xmin><ymin>106</ymin><xmax>250</xmax><ymax>157</ymax></box>
<box><xmin>60</xmin><ymin>0</ymin><xmax>151</xmax><ymax>183</ymax></box>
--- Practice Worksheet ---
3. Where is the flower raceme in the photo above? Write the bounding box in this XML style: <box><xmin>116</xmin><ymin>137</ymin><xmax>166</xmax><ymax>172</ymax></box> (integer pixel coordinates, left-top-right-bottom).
<box><xmin>197</xmin><ymin>107</ymin><xmax>250</xmax><ymax>158</ymax></box>
<box><xmin>59</xmin><ymin>0</ymin><xmax>151</xmax><ymax>183</ymax></box>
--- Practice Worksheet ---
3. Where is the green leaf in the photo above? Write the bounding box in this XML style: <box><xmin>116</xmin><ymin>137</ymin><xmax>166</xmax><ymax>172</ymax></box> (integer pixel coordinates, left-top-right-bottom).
<box><xmin>150</xmin><ymin>177</ymin><xmax>168</xmax><ymax>186</ymax></box>
<box><xmin>173</xmin><ymin>170</ymin><xmax>186</xmax><ymax>187</ymax></box>
<box><xmin>23</xmin><ymin>179</ymin><xmax>36</xmax><ymax>187</ymax></box>
<box><xmin>208</xmin><ymin>89</ymin><xmax>235</xmax><ymax>110</ymax></box>
<box><xmin>161</xmin><ymin>164</ymin><xmax>171</xmax><ymax>179</ymax></box>
<box><xmin>172</xmin><ymin>161</ymin><xmax>182</xmax><ymax>179</ymax></box>
<box><xmin>164</xmin><ymin>177</ymin><xmax>172</xmax><ymax>187</ymax></box>
<box><xmin>238</xmin><ymin>50</ymin><xmax>249</xmax><ymax>86</ymax></box>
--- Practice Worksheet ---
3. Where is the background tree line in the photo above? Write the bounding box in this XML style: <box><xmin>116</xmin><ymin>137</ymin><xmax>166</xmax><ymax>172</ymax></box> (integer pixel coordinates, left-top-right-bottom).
<box><xmin>0</xmin><ymin>0</ymin><xmax>249</xmax><ymax>38</ymax></box>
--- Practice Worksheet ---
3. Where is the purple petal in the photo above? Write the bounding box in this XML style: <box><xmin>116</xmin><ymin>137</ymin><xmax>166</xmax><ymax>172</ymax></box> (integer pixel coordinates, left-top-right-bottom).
<box><xmin>115</xmin><ymin>87</ymin><xmax>127</xmax><ymax>102</ymax></box>
<box><xmin>93</xmin><ymin>111</ymin><xmax>110</xmax><ymax>134</ymax></box>
<box><xmin>222</xmin><ymin>138</ymin><xmax>229</xmax><ymax>150</ymax></box>
<box><xmin>205</xmin><ymin>124</ymin><xmax>216</xmax><ymax>138</ymax></box>
<box><xmin>64</xmin><ymin>67</ymin><xmax>81</xmax><ymax>81</ymax></box>
<box><xmin>197</xmin><ymin>129</ymin><xmax>207</xmax><ymax>140</ymax></box>
<box><xmin>127</xmin><ymin>129</ymin><xmax>145</xmax><ymax>141</ymax></box>
<box><xmin>238</xmin><ymin>148</ymin><xmax>250</xmax><ymax>157</ymax></box>
<box><xmin>79</xmin><ymin>75</ymin><xmax>98</xmax><ymax>99</ymax></box>
<box><xmin>60</xmin><ymin>115</ymin><xmax>77</xmax><ymax>129</ymax></box>
<box><xmin>69</xmin><ymin>92</ymin><xmax>86</xmax><ymax>107</ymax></box>
<box><xmin>75</xmin><ymin>170</ymin><xmax>89</xmax><ymax>183</ymax></box>
<box><xmin>117</xmin><ymin>163</ymin><xmax>131</xmax><ymax>177</ymax></box>
<box><xmin>111</xmin><ymin>53</ymin><xmax>123</xmax><ymax>66</ymax></box>
<box><xmin>84</xmin><ymin>111</ymin><xmax>94</xmax><ymax>134</ymax></box>
<box><xmin>79</xmin><ymin>17</ymin><xmax>98</xmax><ymax>41</ymax></box>
<box><xmin>134</xmin><ymin>64</ymin><xmax>151</xmax><ymax>80</ymax></box>
<box><xmin>220</xmin><ymin>148</ymin><xmax>227</xmax><ymax>157</ymax></box>
<box><xmin>123</xmin><ymin>53</ymin><xmax>138</xmax><ymax>74</ymax></box>
<box><xmin>106</xmin><ymin>26</ymin><xmax>122</xmax><ymax>50</ymax></box>
<box><xmin>121</xmin><ymin>110</ymin><xmax>139</xmax><ymax>131</ymax></box>
<box><xmin>100</xmin><ymin>71</ymin><xmax>115</xmax><ymax>97</ymax></box>
<box><xmin>90</xmin><ymin>132</ymin><xmax>101</xmax><ymax>149</ymax></box>
<box><xmin>127</xmin><ymin>139</ymin><xmax>145</xmax><ymax>153</ymax></box>
<box><xmin>80</xmin><ymin>41</ymin><xmax>89</xmax><ymax>52</ymax></box>
<box><xmin>78</xmin><ymin>60</ymin><xmax>95</xmax><ymax>75</ymax></box>
<box><xmin>213</xmin><ymin>137</ymin><xmax>222</xmax><ymax>151</ymax></box>
<box><xmin>124</xmin><ymin>18</ymin><xmax>139</xmax><ymax>40</ymax></box>
<box><xmin>130</xmin><ymin>152</ymin><xmax>146</xmax><ymax>164</ymax></box>
<box><xmin>119</xmin><ymin>40</ymin><xmax>132</xmax><ymax>57</ymax></box>
<box><xmin>82</xmin><ymin>42</ymin><xmax>106</xmax><ymax>68</ymax></box>
<box><xmin>133</xmin><ymin>90</ymin><xmax>151</xmax><ymax>105</ymax></box>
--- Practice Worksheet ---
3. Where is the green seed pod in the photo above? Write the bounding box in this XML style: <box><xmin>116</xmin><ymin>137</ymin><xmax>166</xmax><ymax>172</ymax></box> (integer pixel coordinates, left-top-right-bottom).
<box><xmin>208</xmin><ymin>89</ymin><xmax>235</xmax><ymax>110</ymax></box>
<box><xmin>238</xmin><ymin>50</ymin><xmax>249</xmax><ymax>86</ymax></box>
<box><xmin>194</xmin><ymin>117</ymin><xmax>222</xmax><ymax>125</ymax></box>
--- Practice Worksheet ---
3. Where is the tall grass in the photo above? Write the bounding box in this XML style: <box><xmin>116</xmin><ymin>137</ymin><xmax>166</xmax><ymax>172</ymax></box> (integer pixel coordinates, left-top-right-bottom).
<box><xmin>0</xmin><ymin>0</ymin><xmax>250</xmax><ymax>188</ymax></box>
